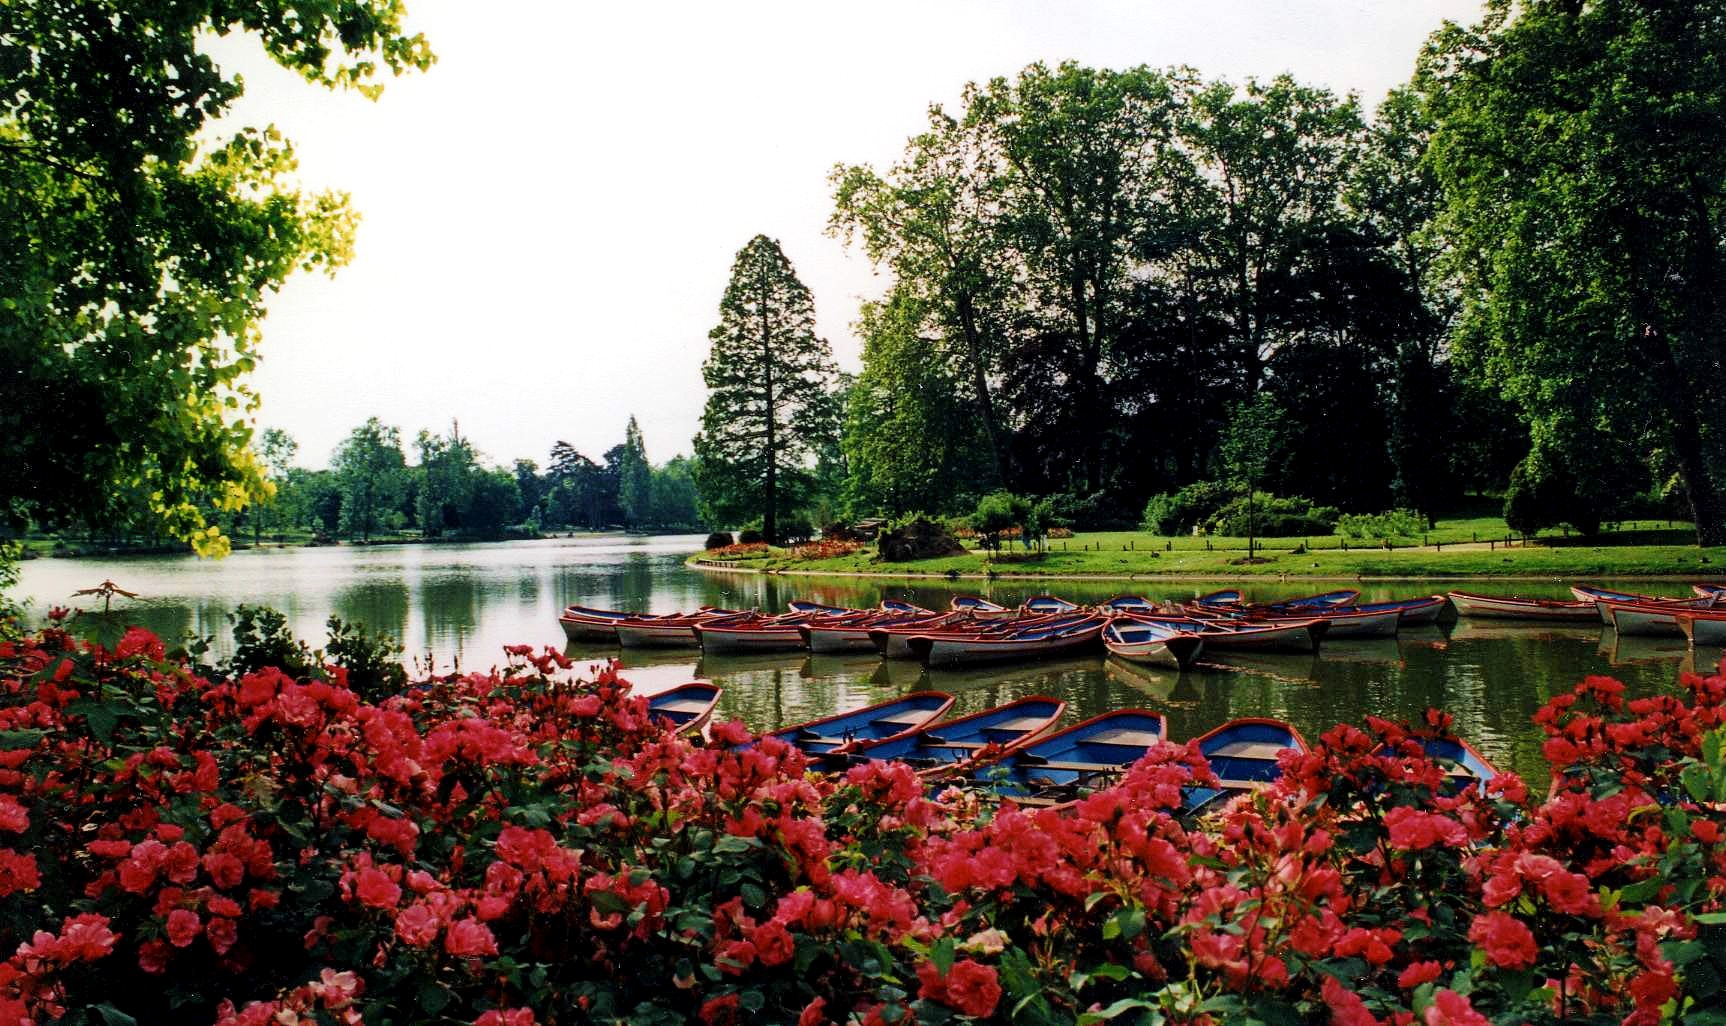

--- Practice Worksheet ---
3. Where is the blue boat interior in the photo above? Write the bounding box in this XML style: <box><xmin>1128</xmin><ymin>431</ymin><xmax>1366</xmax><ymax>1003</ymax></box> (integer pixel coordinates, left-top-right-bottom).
<box><xmin>970</xmin><ymin>711</ymin><xmax>1168</xmax><ymax>798</ymax></box>
<box><xmin>646</xmin><ymin>684</ymin><xmax>720</xmax><ymax>727</ymax></box>
<box><xmin>768</xmin><ymin>693</ymin><xmax>953</xmax><ymax>756</ymax></box>
<box><xmin>1181</xmin><ymin>721</ymin><xmax>1301</xmax><ymax>815</ymax></box>
<box><xmin>841</xmin><ymin>699</ymin><xmax>1064</xmax><ymax>770</ymax></box>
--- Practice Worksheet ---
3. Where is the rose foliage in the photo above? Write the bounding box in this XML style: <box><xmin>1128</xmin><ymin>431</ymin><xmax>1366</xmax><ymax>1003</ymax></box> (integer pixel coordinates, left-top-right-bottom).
<box><xmin>0</xmin><ymin>617</ymin><xmax>1722</xmax><ymax>1025</ymax></box>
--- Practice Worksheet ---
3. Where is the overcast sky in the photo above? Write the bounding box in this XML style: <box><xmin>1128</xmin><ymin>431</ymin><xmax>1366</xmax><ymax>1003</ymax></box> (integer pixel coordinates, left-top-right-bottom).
<box><xmin>210</xmin><ymin>0</ymin><xmax>1483</xmax><ymax>471</ymax></box>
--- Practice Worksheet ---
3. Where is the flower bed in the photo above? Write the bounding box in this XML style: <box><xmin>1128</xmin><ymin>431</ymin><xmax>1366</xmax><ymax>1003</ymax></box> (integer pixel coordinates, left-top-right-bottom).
<box><xmin>789</xmin><ymin>540</ymin><xmax>864</xmax><ymax>561</ymax></box>
<box><xmin>0</xmin><ymin>619</ymin><xmax>1721</xmax><ymax>1025</ymax></box>
<box><xmin>704</xmin><ymin>542</ymin><xmax>770</xmax><ymax>558</ymax></box>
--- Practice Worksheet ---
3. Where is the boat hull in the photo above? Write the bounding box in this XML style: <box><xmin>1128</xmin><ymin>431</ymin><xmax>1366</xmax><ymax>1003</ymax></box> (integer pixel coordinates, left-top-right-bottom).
<box><xmin>1678</xmin><ymin>611</ymin><xmax>1726</xmax><ymax>646</ymax></box>
<box><xmin>615</xmin><ymin>622</ymin><xmax>702</xmax><ymax>648</ymax></box>
<box><xmin>800</xmin><ymin>624</ymin><xmax>879</xmax><ymax>653</ymax></box>
<box><xmin>1604</xmin><ymin>602</ymin><xmax>1688</xmax><ymax>638</ymax></box>
<box><xmin>912</xmin><ymin>621</ymin><xmax>1104</xmax><ymax>668</ymax></box>
<box><xmin>646</xmin><ymin>683</ymin><xmax>722</xmax><ymax>737</ymax></box>
<box><xmin>1447</xmin><ymin>592</ymin><xmax>1597</xmax><ymax>622</ymax></box>
<box><xmin>559</xmin><ymin>616</ymin><xmax>618</xmax><ymax>642</ymax></box>
<box><xmin>696</xmin><ymin>625</ymin><xmax>807</xmax><ymax>653</ymax></box>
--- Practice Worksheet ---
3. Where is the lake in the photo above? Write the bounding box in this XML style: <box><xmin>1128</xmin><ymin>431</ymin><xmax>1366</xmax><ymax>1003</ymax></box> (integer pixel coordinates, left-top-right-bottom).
<box><xmin>15</xmin><ymin>533</ymin><xmax>1712</xmax><ymax>786</ymax></box>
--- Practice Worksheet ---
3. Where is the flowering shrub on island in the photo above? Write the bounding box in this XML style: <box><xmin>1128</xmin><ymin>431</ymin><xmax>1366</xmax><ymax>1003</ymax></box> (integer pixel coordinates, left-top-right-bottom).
<box><xmin>0</xmin><ymin>614</ymin><xmax>1721</xmax><ymax>1025</ymax></box>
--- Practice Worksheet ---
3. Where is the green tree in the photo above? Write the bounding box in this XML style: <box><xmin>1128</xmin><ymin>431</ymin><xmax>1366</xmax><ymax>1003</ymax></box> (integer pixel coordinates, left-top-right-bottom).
<box><xmin>1421</xmin><ymin>0</ymin><xmax>1726</xmax><ymax>544</ymax></box>
<box><xmin>545</xmin><ymin>442</ymin><xmax>608</xmax><ymax>530</ymax></box>
<box><xmin>332</xmin><ymin>418</ymin><xmax>407</xmax><ymax>542</ymax></box>
<box><xmin>1217</xmin><ymin>392</ymin><xmax>1285</xmax><ymax>559</ymax></box>
<box><xmin>843</xmin><ymin>296</ymin><xmax>989</xmax><ymax>517</ymax></box>
<box><xmin>650</xmin><ymin>457</ymin><xmax>702</xmax><ymax>529</ymax></box>
<box><xmin>0</xmin><ymin>1</ymin><xmax>430</xmax><ymax>558</ymax></box>
<box><xmin>414</xmin><ymin>423</ymin><xmax>478</xmax><ymax>538</ymax></box>
<box><xmin>256</xmin><ymin>428</ymin><xmax>300</xmax><ymax>543</ymax></box>
<box><xmin>692</xmin><ymin>236</ymin><xmax>839</xmax><ymax>542</ymax></box>
<box><xmin>616</xmin><ymin>416</ymin><xmax>653</xmax><ymax>529</ymax></box>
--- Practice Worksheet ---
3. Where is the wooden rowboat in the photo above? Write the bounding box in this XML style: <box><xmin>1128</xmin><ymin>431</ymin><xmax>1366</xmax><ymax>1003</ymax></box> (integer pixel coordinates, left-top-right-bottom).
<box><xmin>1446</xmin><ymin>591</ymin><xmax>1597</xmax><ymax>622</ymax></box>
<box><xmin>1096</xmin><ymin>595</ymin><xmax>1161</xmax><ymax>615</ymax></box>
<box><xmin>1181</xmin><ymin>718</ymin><xmax>1308</xmax><ymax>817</ymax></box>
<box><xmin>963</xmin><ymin>709</ymin><xmax>1170</xmax><ymax>804</ymax></box>
<box><xmin>764</xmin><ymin>691</ymin><xmax>956</xmax><ymax>758</ymax></box>
<box><xmin>819</xmin><ymin>696</ymin><xmax>1066</xmax><ymax>775</ymax></box>
<box><xmin>1354</xmin><ymin>595</ymin><xmax>1449</xmax><ymax>626</ymax></box>
<box><xmin>695</xmin><ymin>613</ymin><xmax>813</xmax><ymax>654</ymax></box>
<box><xmin>1692</xmin><ymin>583</ymin><xmax>1726</xmax><ymax>602</ymax></box>
<box><xmin>909</xmin><ymin>615</ymin><xmax>1106</xmax><ymax>668</ymax></box>
<box><xmin>949</xmin><ymin>595</ymin><xmax>1017</xmax><ymax>619</ymax></box>
<box><xmin>1191</xmin><ymin>605</ymin><xmax>1399</xmax><ymax>639</ymax></box>
<box><xmin>1600</xmin><ymin>599</ymin><xmax>1691</xmax><ymax>638</ymax></box>
<box><xmin>1676</xmin><ymin>609</ymin><xmax>1726</xmax><ymax>646</ymax></box>
<box><xmin>1383</xmin><ymin>735</ymin><xmax>1501</xmax><ymax>795</ymax></box>
<box><xmin>1133</xmin><ymin>614</ymin><xmax>1327</xmax><ymax>654</ymax></box>
<box><xmin>645</xmin><ymin>682</ymin><xmax>722</xmax><ymax>736</ymax></box>
<box><xmin>614</xmin><ymin>609</ymin><xmax>739</xmax><ymax>648</ymax></box>
<box><xmin>1573</xmin><ymin>585</ymin><xmax>1715</xmax><ymax>625</ymax></box>
<box><xmin>1102</xmin><ymin>620</ymin><xmax>1205</xmax><ymax>669</ymax></box>
<box><xmin>1022</xmin><ymin>595</ymin><xmax>1079</xmax><ymax>615</ymax></box>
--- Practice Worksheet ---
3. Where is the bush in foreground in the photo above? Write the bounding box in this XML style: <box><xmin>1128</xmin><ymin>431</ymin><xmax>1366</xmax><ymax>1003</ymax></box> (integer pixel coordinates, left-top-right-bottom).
<box><xmin>0</xmin><ymin>619</ymin><xmax>1720</xmax><ymax>1024</ymax></box>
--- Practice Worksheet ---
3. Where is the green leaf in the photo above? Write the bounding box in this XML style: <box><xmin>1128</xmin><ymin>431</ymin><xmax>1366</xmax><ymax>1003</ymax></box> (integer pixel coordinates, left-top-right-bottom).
<box><xmin>1077</xmin><ymin>998</ymin><xmax>1158</xmax><ymax>1025</ymax></box>
<box><xmin>740</xmin><ymin>882</ymin><xmax>767</xmax><ymax>911</ymax></box>
<box><xmin>67</xmin><ymin>700</ymin><xmax>120</xmax><ymax>743</ymax></box>
<box><xmin>931</xmin><ymin>936</ymin><xmax>955</xmax><ymax>975</ymax></box>
<box><xmin>1693</xmin><ymin>913</ymin><xmax>1726</xmax><ymax>925</ymax></box>
<box><xmin>92</xmin><ymin>1004</ymin><xmax>138</xmax><ymax>1026</ymax></box>
<box><xmin>0</xmin><ymin>730</ymin><xmax>45</xmax><ymax>749</ymax></box>
<box><xmin>417</xmin><ymin>984</ymin><xmax>450</xmax><ymax>1014</ymax></box>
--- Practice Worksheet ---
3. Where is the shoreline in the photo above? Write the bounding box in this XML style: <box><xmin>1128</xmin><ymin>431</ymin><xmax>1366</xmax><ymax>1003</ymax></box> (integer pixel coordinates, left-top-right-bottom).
<box><xmin>685</xmin><ymin>557</ymin><xmax>1726</xmax><ymax>585</ymax></box>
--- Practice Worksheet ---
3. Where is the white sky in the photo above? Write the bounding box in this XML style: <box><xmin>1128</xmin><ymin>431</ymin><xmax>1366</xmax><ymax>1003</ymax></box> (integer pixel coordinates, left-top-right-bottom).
<box><xmin>212</xmin><ymin>0</ymin><xmax>1483</xmax><ymax>471</ymax></box>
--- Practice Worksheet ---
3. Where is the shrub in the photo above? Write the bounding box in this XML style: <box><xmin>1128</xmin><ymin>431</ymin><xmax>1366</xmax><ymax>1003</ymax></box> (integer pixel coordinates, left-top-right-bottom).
<box><xmin>1206</xmin><ymin>492</ymin><xmax>1340</xmax><ymax>536</ymax></box>
<box><xmin>706</xmin><ymin>542</ymin><xmax>769</xmax><ymax>558</ymax></box>
<box><xmin>876</xmin><ymin>517</ymin><xmax>967</xmax><ymax>562</ymax></box>
<box><xmin>0</xmin><ymin>620</ymin><xmax>1721</xmax><ymax>1026</ymax></box>
<box><xmin>1338</xmin><ymin>508</ymin><xmax>1425</xmax><ymax>542</ymax></box>
<box><xmin>737</xmin><ymin>528</ymin><xmax>765</xmax><ymax>545</ymax></box>
<box><xmin>777</xmin><ymin>515</ymin><xmax>814</xmax><ymax>545</ymax></box>
<box><xmin>1141</xmin><ymin>480</ymin><xmax>1236</xmax><ymax>535</ymax></box>
<box><xmin>703</xmin><ymin>531</ymin><xmax>734</xmax><ymax>550</ymax></box>
<box><xmin>790</xmin><ymin>540</ymin><xmax>863</xmax><ymax>561</ymax></box>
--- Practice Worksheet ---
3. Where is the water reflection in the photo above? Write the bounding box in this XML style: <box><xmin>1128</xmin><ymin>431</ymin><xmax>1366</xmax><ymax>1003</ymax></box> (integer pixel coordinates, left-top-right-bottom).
<box><xmin>16</xmin><ymin>538</ymin><xmax>1710</xmax><ymax>788</ymax></box>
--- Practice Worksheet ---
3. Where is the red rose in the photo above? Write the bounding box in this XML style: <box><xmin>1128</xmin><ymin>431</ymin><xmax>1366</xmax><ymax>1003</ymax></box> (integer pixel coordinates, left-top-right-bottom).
<box><xmin>206</xmin><ymin>916</ymin><xmax>238</xmax><ymax>955</ymax></box>
<box><xmin>165</xmin><ymin>908</ymin><xmax>201</xmax><ymax>948</ymax></box>
<box><xmin>1694</xmin><ymin>819</ymin><xmax>1722</xmax><ymax>845</ymax></box>
<box><xmin>354</xmin><ymin>868</ymin><xmax>402</xmax><ymax>910</ymax></box>
<box><xmin>1398</xmin><ymin>961</ymin><xmax>1443</xmax><ymax>989</ymax></box>
<box><xmin>1321</xmin><ymin>976</ymin><xmax>1381</xmax><ymax>1026</ymax></box>
<box><xmin>1467</xmin><ymin>911</ymin><xmax>1536</xmax><ymax>969</ymax></box>
<box><xmin>942</xmin><ymin>960</ymin><xmax>1001</xmax><ymax>1019</ymax></box>
<box><xmin>753</xmin><ymin>919</ymin><xmax>795</xmax><ymax>967</ymax></box>
<box><xmin>395</xmin><ymin>902</ymin><xmax>441</xmax><ymax>947</ymax></box>
<box><xmin>443</xmin><ymin>917</ymin><xmax>496</xmax><ymax>958</ymax></box>
<box><xmin>798</xmin><ymin>997</ymin><xmax>830</xmax><ymax>1026</ymax></box>
<box><xmin>699</xmin><ymin>994</ymin><xmax>740</xmax><ymax>1026</ymax></box>
<box><xmin>1424</xmin><ymin>989</ymin><xmax>1489</xmax><ymax>1026</ymax></box>
<box><xmin>137</xmin><ymin>939</ymin><xmax>171</xmax><ymax>974</ymax></box>
<box><xmin>0</xmin><ymin>795</ymin><xmax>28</xmax><ymax>833</ymax></box>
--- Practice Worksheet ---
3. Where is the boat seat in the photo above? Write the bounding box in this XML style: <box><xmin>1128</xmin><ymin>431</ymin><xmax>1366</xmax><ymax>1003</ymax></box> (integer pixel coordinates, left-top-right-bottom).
<box><xmin>986</xmin><ymin>716</ymin><xmax>1052</xmax><ymax>731</ymax></box>
<box><xmin>653</xmin><ymin>699</ymin><xmax>713</xmax><ymax>713</ymax></box>
<box><xmin>1207</xmin><ymin>741</ymin><xmax>1290</xmax><ymax>760</ymax></box>
<box><xmin>1211</xmin><ymin>778</ymin><xmax>1274</xmax><ymax>791</ymax></box>
<box><xmin>1084</xmin><ymin>728</ymin><xmax>1163</xmax><ymax>746</ymax></box>
<box><xmin>1018</xmin><ymin>759</ymin><xmax>1127</xmax><ymax>774</ymax></box>
<box><xmin>917</xmin><ymin>741</ymin><xmax>988</xmax><ymax>750</ymax></box>
<box><xmin>796</xmin><ymin>729</ymin><xmax>845</xmax><ymax>745</ymax></box>
<box><xmin>874</xmin><ymin>712</ymin><xmax>931</xmax><ymax>726</ymax></box>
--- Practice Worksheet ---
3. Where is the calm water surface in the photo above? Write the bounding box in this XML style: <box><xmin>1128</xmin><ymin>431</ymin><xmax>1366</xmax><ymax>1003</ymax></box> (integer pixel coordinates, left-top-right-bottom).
<box><xmin>18</xmin><ymin>534</ymin><xmax>1715</xmax><ymax>785</ymax></box>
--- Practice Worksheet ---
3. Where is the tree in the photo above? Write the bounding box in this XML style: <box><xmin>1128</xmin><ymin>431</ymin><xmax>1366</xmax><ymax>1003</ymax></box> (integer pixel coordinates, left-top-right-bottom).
<box><xmin>650</xmin><ymin>457</ymin><xmax>702</xmax><ymax>529</ymax></box>
<box><xmin>0</xmin><ymin>2</ymin><xmax>431</xmax><ymax>558</ymax></box>
<box><xmin>693</xmin><ymin>236</ymin><xmax>839</xmax><ymax>542</ymax></box>
<box><xmin>843</xmin><ymin>296</ymin><xmax>991</xmax><ymax>517</ymax></box>
<box><xmin>545</xmin><ymin>442</ymin><xmax>609</xmax><ymax>530</ymax></box>
<box><xmin>256</xmin><ymin>428</ymin><xmax>299</xmax><ymax>543</ymax></box>
<box><xmin>616</xmin><ymin>416</ymin><xmax>653</xmax><ymax>529</ymax></box>
<box><xmin>414</xmin><ymin>423</ymin><xmax>478</xmax><ymax>538</ymax></box>
<box><xmin>1217</xmin><ymin>393</ymin><xmax>1284</xmax><ymax>559</ymax></box>
<box><xmin>1421</xmin><ymin>0</ymin><xmax>1726</xmax><ymax>545</ymax></box>
<box><xmin>332</xmin><ymin>418</ymin><xmax>407</xmax><ymax>542</ymax></box>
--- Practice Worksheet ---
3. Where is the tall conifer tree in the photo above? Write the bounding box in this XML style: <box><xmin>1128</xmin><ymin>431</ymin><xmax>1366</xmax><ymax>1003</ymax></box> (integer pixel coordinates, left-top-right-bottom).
<box><xmin>617</xmin><ymin>416</ymin><xmax>652</xmax><ymax>529</ymax></box>
<box><xmin>693</xmin><ymin>236</ymin><xmax>839</xmax><ymax>542</ymax></box>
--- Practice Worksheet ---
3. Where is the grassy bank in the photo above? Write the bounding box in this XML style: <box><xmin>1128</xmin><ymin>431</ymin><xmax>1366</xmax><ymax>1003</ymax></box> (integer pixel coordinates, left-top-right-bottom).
<box><xmin>693</xmin><ymin>516</ymin><xmax>1726</xmax><ymax>579</ymax></box>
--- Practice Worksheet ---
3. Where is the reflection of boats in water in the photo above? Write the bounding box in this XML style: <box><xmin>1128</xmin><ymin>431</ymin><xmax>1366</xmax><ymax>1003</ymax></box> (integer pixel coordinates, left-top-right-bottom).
<box><xmin>1598</xmin><ymin>630</ymin><xmax>1693</xmax><ymax>671</ymax></box>
<box><xmin>920</xmin><ymin>653</ymin><xmax>1100</xmax><ymax>686</ymax></box>
<box><xmin>695</xmin><ymin>651</ymin><xmax>813</xmax><ymax>678</ymax></box>
<box><xmin>1321</xmin><ymin>638</ymin><xmax>1405</xmax><ymax>666</ymax></box>
<box><xmin>1443</xmin><ymin>621</ymin><xmax>1601</xmax><ymax>644</ymax></box>
<box><xmin>1103</xmin><ymin>657</ymin><xmax>1204</xmax><ymax>704</ymax></box>
<box><xmin>1197</xmin><ymin>650</ymin><xmax>1322</xmax><ymax>684</ymax></box>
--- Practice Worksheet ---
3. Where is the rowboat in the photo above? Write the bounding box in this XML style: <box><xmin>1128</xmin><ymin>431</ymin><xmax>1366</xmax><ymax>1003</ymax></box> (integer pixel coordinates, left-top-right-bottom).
<box><xmin>693</xmin><ymin>612</ymin><xmax>819</xmax><ymax>654</ymax></box>
<box><xmin>764</xmin><ymin>691</ymin><xmax>956</xmax><ymax>758</ymax></box>
<box><xmin>881</xmin><ymin>598</ymin><xmax>936</xmax><ymax>615</ymax></box>
<box><xmin>1097</xmin><ymin>595</ymin><xmax>1161</xmax><ymax>615</ymax></box>
<box><xmin>1692</xmin><ymin>583</ymin><xmax>1726</xmax><ymax>602</ymax></box>
<box><xmin>950</xmin><ymin>595</ymin><xmax>1016</xmax><ymax>619</ymax></box>
<box><xmin>1676</xmin><ymin>608</ymin><xmax>1726</xmax><ymax>646</ymax></box>
<box><xmin>819</xmin><ymin>697</ymin><xmax>1066</xmax><ymax>774</ymax></box>
<box><xmin>800</xmin><ymin>610</ymin><xmax>941</xmax><ymax>654</ymax></box>
<box><xmin>869</xmin><ymin>613</ymin><xmax>977</xmax><ymax>658</ymax></box>
<box><xmin>964</xmin><ymin>709</ymin><xmax>1170</xmax><ymax>803</ymax></box>
<box><xmin>1216</xmin><ymin>605</ymin><xmax>1399</xmax><ymax>639</ymax></box>
<box><xmin>1599</xmin><ymin>599</ymin><xmax>1695</xmax><ymax>637</ymax></box>
<box><xmin>1181</xmin><ymin>718</ymin><xmax>1308</xmax><ymax>817</ymax></box>
<box><xmin>1353</xmin><ymin>595</ymin><xmax>1449</xmax><ymax>626</ymax></box>
<box><xmin>1022</xmin><ymin>595</ymin><xmax>1078</xmax><ymax>615</ymax></box>
<box><xmin>1572</xmin><ymin>585</ymin><xmax>1715</xmax><ymax>626</ymax></box>
<box><xmin>909</xmin><ymin>615</ymin><xmax>1106</xmax><ymax>668</ymax></box>
<box><xmin>615</xmin><ymin>609</ymin><xmax>739</xmax><ymax>648</ymax></box>
<box><xmin>1102</xmin><ymin>620</ymin><xmax>1205</xmax><ymax>669</ymax></box>
<box><xmin>1133</xmin><ymin>614</ymin><xmax>1327</xmax><ymax>654</ymax></box>
<box><xmin>1201</xmin><ymin>589</ymin><xmax>1357</xmax><ymax>610</ymax></box>
<box><xmin>645</xmin><ymin>682</ymin><xmax>722</xmax><ymax>736</ymax></box>
<box><xmin>1393</xmin><ymin>735</ymin><xmax>1501</xmax><ymax>795</ymax></box>
<box><xmin>1446</xmin><ymin>591</ymin><xmax>1597</xmax><ymax>622</ymax></box>
<box><xmin>558</xmin><ymin>604</ymin><xmax>641</xmax><ymax>641</ymax></box>
<box><xmin>788</xmin><ymin>600</ymin><xmax>858</xmax><ymax>615</ymax></box>
<box><xmin>1194</xmin><ymin>588</ymin><xmax>1243</xmax><ymax>606</ymax></box>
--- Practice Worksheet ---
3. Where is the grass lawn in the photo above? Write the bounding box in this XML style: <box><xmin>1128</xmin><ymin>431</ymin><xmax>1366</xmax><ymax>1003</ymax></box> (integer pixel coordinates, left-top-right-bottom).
<box><xmin>695</xmin><ymin>515</ymin><xmax>1726</xmax><ymax>580</ymax></box>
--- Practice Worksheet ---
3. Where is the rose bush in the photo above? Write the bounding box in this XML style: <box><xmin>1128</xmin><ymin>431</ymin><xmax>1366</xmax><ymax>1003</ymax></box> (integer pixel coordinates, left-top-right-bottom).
<box><xmin>0</xmin><ymin>613</ymin><xmax>1720</xmax><ymax>1025</ymax></box>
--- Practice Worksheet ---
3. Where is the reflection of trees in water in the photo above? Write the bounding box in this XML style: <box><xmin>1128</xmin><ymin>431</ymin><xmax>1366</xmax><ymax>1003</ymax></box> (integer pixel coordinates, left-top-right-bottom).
<box><xmin>416</xmin><ymin>575</ymin><xmax>484</xmax><ymax>663</ymax></box>
<box><xmin>330</xmin><ymin>579</ymin><xmax>410</xmax><ymax>651</ymax></box>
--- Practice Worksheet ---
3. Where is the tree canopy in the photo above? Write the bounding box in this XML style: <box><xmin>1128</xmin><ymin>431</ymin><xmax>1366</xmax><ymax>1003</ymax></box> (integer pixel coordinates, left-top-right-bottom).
<box><xmin>1420</xmin><ymin>0</ymin><xmax>1726</xmax><ymax>543</ymax></box>
<box><xmin>0</xmin><ymin>1</ymin><xmax>431</xmax><ymax>555</ymax></box>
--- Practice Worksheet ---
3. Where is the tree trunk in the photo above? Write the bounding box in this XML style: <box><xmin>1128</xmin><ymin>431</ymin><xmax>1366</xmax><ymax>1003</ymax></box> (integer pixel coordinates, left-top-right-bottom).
<box><xmin>954</xmin><ymin>292</ymin><xmax>1006</xmax><ymax>485</ymax></box>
